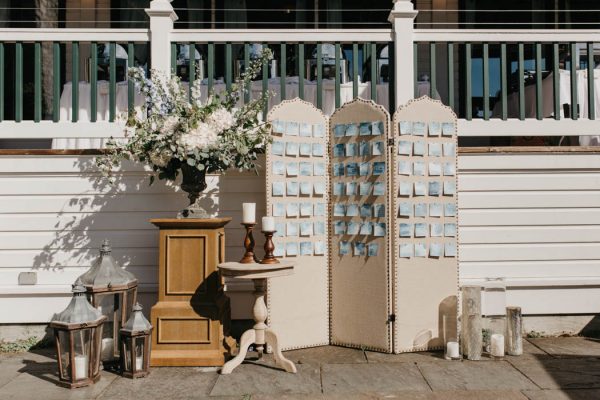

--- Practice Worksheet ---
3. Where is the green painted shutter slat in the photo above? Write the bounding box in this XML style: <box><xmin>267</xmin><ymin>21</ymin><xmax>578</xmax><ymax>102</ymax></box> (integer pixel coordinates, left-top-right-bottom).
<box><xmin>298</xmin><ymin>43</ymin><xmax>304</xmax><ymax>100</ymax></box>
<box><xmin>483</xmin><ymin>43</ymin><xmax>489</xmax><ymax>120</ymax></box>
<box><xmin>553</xmin><ymin>43</ymin><xmax>560</xmax><ymax>120</ymax></box>
<box><xmin>280</xmin><ymin>43</ymin><xmax>286</xmax><ymax>101</ymax></box>
<box><xmin>170</xmin><ymin>43</ymin><xmax>176</xmax><ymax>74</ymax></box>
<box><xmin>262</xmin><ymin>43</ymin><xmax>269</xmax><ymax>120</ymax></box>
<box><xmin>90</xmin><ymin>42</ymin><xmax>98</xmax><ymax>122</ymax></box>
<box><xmin>188</xmin><ymin>42</ymin><xmax>195</xmax><ymax>102</ymax></box>
<box><xmin>447</xmin><ymin>42</ymin><xmax>454</xmax><ymax>111</ymax></box>
<box><xmin>500</xmin><ymin>43</ymin><xmax>507</xmax><ymax>120</ymax></box>
<box><xmin>109</xmin><ymin>42</ymin><xmax>116</xmax><ymax>122</ymax></box>
<box><xmin>429</xmin><ymin>42</ymin><xmax>436</xmax><ymax>99</ymax></box>
<box><xmin>518</xmin><ymin>43</ymin><xmax>525</xmax><ymax>120</ymax></box>
<box><xmin>352</xmin><ymin>43</ymin><xmax>358</xmax><ymax>98</ymax></box>
<box><xmin>465</xmin><ymin>42</ymin><xmax>472</xmax><ymax>121</ymax></box>
<box><xmin>208</xmin><ymin>43</ymin><xmax>214</xmax><ymax>93</ymax></box>
<box><xmin>588</xmin><ymin>42</ymin><xmax>595</xmax><ymax>120</ymax></box>
<box><xmin>570</xmin><ymin>42</ymin><xmax>578</xmax><ymax>120</ymax></box>
<box><xmin>53</xmin><ymin>42</ymin><xmax>60</xmax><ymax>122</ymax></box>
<box><xmin>225</xmin><ymin>42</ymin><xmax>232</xmax><ymax>91</ymax></box>
<box><xmin>34</xmin><ymin>42</ymin><xmax>42</xmax><ymax>122</ymax></box>
<box><xmin>535</xmin><ymin>43</ymin><xmax>543</xmax><ymax>120</ymax></box>
<box><xmin>0</xmin><ymin>43</ymin><xmax>4</xmax><ymax>121</ymax></box>
<box><xmin>316</xmin><ymin>43</ymin><xmax>323</xmax><ymax>109</ymax></box>
<box><xmin>370</xmin><ymin>42</ymin><xmax>377</xmax><ymax>102</ymax></box>
<box><xmin>15</xmin><ymin>42</ymin><xmax>23</xmax><ymax>122</ymax></box>
<box><xmin>128</xmin><ymin>42</ymin><xmax>134</xmax><ymax>115</ymax></box>
<box><xmin>335</xmin><ymin>42</ymin><xmax>341</xmax><ymax>109</ymax></box>
<box><xmin>71</xmin><ymin>41</ymin><xmax>79</xmax><ymax>122</ymax></box>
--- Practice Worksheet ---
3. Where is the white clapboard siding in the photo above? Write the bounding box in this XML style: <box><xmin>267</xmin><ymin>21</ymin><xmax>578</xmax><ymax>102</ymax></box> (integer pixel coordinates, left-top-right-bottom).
<box><xmin>459</xmin><ymin>153</ymin><xmax>600</xmax><ymax>314</ymax></box>
<box><xmin>0</xmin><ymin>155</ymin><xmax>265</xmax><ymax>323</ymax></box>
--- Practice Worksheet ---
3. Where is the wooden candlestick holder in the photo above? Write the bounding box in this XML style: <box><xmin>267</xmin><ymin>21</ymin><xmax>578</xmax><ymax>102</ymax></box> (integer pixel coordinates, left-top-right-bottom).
<box><xmin>240</xmin><ymin>223</ymin><xmax>259</xmax><ymax>264</ymax></box>
<box><xmin>260</xmin><ymin>230</ymin><xmax>279</xmax><ymax>264</ymax></box>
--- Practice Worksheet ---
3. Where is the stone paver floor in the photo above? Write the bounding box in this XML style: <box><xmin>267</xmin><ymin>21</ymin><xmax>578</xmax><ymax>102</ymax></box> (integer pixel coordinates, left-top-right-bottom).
<box><xmin>1</xmin><ymin>337</ymin><xmax>600</xmax><ymax>399</ymax></box>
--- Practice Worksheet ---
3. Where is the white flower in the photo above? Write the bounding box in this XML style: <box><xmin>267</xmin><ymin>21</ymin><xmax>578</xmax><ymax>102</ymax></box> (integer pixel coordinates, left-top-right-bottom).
<box><xmin>206</xmin><ymin>108</ymin><xmax>235</xmax><ymax>132</ymax></box>
<box><xmin>178</xmin><ymin>122</ymin><xmax>219</xmax><ymax>152</ymax></box>
<box><xmin>160</xmin><ymin>115</ymin><xmax>179</xmax><ymax>135</ymax></box>
<box><xmin>149</xmin><ymin>149</ymin><xmax>172</xmax><ymax>168</ymax></box>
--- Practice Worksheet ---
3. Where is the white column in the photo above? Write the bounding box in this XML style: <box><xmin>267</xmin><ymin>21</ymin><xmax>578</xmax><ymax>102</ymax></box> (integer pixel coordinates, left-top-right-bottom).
<box><xmin>388</xmin><ymin>0</ymin><xmax>418</xmax><ymax>107</ymax></box>
<box><xmin>145</xmin><ymin>0</ymin><xmax>178</xmax><ymax>75</ymax></box>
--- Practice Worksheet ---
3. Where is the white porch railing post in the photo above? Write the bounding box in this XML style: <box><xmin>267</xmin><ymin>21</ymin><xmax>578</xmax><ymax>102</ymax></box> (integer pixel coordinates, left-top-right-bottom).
<box><xmin>389</xmin><ymin>0</ymin><xmax>418</xmax><ymax>107</ymax></box>
<box><xmin>145</xmin><ymin>0</ymin><xmax>178</xmax><ymax>74</ymax></box>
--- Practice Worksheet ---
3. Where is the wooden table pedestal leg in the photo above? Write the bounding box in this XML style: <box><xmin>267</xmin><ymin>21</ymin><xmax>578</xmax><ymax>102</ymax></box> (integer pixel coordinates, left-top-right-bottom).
<box><xmin>221</xmin><ymin>278</ymin><xmax>296</xmax><ymax>374</ymax></box>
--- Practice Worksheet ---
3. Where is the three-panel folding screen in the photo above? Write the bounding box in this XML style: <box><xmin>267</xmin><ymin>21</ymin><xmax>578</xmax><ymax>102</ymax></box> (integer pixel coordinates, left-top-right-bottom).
<box><xmin>266</xmin><ymin>96</ymin><xmax>458</xmax><ymax>353</ymax></box>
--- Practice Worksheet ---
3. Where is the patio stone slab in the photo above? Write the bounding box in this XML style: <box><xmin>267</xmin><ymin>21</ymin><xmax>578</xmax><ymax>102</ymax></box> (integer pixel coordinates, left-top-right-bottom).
<box><xmin>365</xmin><ymin>350</ymin><xmax>446</xmax><ymax>364</ymax></box>
<box><xmin>0</xmin><ymin>368</ymin><xmax>118</xmax><ymax>400</ymax></box>
<box><xmin>98</xmin><ymin>367</ymin><xmax>220</xmax><ymax>400</ymax></box>
<box><xmin>285</xmin><ymin>345</ymin><xmax>367</xmax><ymax>365</ymax></box>
<box><xmin>210</xmin><ymin>362</ymin><xmax>321</xmax><ymax>397</ymax></box>
<box><xmin>321</xmin><ymin>363</ymin><xmax>430</xmax><ymax>395</ymax></box>
<box><xmin>508</xmin><ymin>356</ymin><xmax>600</xmax><ymax>390</ymax></box>
<box><xmin>527</xmin><ymin>337</ymin><xmax>600</xmax><ymax>358</ymax></box>
<box><xmin>417</xmin><ymin>361</ymin><xmax>538</xmax><ymax>391</ymax></box>
<box><xmin>522</xmin><ymin>389</ymin><xmax>600</xmax><ymax>400</ymax></box>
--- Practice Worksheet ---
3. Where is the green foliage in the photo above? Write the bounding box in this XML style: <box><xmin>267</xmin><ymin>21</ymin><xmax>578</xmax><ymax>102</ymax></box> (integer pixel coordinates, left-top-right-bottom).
<box><xmin>0</xmin><ymin>336</ymin><xmax>52</xmax><ymax>353</ymax></box>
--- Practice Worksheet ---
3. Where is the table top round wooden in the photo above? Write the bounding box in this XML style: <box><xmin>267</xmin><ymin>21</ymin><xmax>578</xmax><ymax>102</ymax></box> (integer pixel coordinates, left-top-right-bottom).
<box><xmin>218</xmin><ymin>261</ymin><xmax>294</xmax><ymax>280</ymax></box>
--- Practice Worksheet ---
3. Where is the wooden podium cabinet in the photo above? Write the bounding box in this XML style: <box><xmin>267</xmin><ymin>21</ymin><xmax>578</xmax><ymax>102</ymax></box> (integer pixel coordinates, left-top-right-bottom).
<box><xmin>149</xmin><ymin>218</ymin><xmax>232</xmax><ymax>366</ymax></box>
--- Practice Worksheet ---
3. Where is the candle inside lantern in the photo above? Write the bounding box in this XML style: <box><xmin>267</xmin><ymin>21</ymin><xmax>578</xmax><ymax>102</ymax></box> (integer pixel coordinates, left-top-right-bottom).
<box><xmin>101</xmin><ymin>338</ymin><xmax>114</xmax><ymax>361</ymax></box>
<box><xmin>74</xmin><ymin>355</ymin><xmax>89</xmax><ymax>380</ymax></box>
<box><xmin>446</xmin><ymin>341</ymin><xmax>460</xmax><ymax>359</ymax></box>
<box><xmin>135</xmin><ymin>356</ymin><xmax>143</xmax><ymax>371</ymax></box>
<box><xmin>491</xmin><ymin>334</ymin><xmax>505</xmax><ymax>358</ymax></box>
<box><xmin>242</xmin><ymin>203</ymin><xmax>256</xmax><ymax>224</ymax></box>
<box><xmin>262</xmin><ymin>216</ymin><xmax>275</xmax><ymax>232</ymax></box>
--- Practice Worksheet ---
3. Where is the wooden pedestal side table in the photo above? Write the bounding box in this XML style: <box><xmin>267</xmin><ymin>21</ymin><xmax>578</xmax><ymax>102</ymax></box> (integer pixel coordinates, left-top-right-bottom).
<box><xmin>149</xmin><ymin>218</ymin><xmax>232</xmax><ymax>366</ymax></box>
<box><xmin>218</xmin><ymin>262</ymin><xmax>297</xmax><ymax>374</ymax></box>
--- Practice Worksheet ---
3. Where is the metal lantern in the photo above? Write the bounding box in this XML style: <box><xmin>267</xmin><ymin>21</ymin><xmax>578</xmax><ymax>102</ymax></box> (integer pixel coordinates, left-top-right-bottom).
<box><xmin>119</xmin><ymin>303</ymin><xmax>153</xmax><ymax>378</ymax></box>
<box><xmin>49</xmin><ymin>279</ymin><xmax>107</xmax><ymax>389</ymax></box>
<box><xmin>77</xmin><ymin>239</ymin><xmax>138</xmax><ymax>365</ymax></box>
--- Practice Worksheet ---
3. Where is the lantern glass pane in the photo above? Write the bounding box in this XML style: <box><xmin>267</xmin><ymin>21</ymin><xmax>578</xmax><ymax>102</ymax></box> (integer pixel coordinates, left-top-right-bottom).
<box><xmin>92</xmin><ymin>324</ymin><xmax>103</xmax><ymax>376</ymax></box>
<box><xmin>134</xmin><ymin>337</ymin><xmax>145</xmax><ymax>372</ymax></box>
<box><xmin>96</xmin><ymin>293</ymin><xmax>116</xmax><ymax>360</ymax></box>
<box><xmin>123</xmin><ymin>337</ymin><xmax>133</xmax><ymax>372</ymax></box>
<box><xmin>73</xmin><ymin>329</ymin><xmax>91</xmax><ymax>381</ymax></box>
<box><xmin>57</xmin><ymin>330</ymin><xmax>71</xmax><ymax>380</ymax></box>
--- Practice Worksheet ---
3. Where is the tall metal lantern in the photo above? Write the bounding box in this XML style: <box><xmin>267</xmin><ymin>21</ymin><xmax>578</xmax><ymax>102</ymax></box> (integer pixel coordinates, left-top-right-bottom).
<box><xmin>78</xmin><ymin>239</ymin><xmax>138</xmax><ymax>365</ymax></box>
<box><xmin>49</xmin><ymin>279</ymin><xmax>107</xmax><ymax>388</ymax></box>
<box><xmin>119</xmin><ymin>303</ymin><xmax>153</xmax><ymax>378</ymax></box>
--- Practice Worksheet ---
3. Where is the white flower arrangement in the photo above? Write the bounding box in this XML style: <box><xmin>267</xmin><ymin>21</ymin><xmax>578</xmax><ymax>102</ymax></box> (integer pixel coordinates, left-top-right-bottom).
<box><xmin>97</xmin><ymin>49</ymin><xmax>274</xmax><ymax>185</ymax></box>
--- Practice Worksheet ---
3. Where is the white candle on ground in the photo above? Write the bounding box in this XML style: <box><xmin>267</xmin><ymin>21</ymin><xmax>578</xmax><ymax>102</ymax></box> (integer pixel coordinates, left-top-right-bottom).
<box><xmin>446</xmin><ymin>341</ymin><xmax>460</xmax><ymax>359</ymax></box>
<box><xmin>242</xmin><ymin>203</ymin><xmax>256</xmax><ymax>224</ymax></box>
<box><xmin>262</xmin><ymin>216</ymin><xmax>275</xmax><ymax>232</ymax></box>
<box><xmin>74</xmin><ymin>355</ymin><xmax>89</xmax><ymax>380</ymax></box>
<box><xmin>491</xmin><ymin>334</ymin><xmax>505</xmax><ymax>358</ymax></box>
<box><xmin>101</xmin><ymin>338</ymin><xmax>114</xmax><ymax>361</ymax></box>
<box><xmin>135</xmin><ymin>356</ymin><xmax>143</xmax><ymax>371</ymax></box>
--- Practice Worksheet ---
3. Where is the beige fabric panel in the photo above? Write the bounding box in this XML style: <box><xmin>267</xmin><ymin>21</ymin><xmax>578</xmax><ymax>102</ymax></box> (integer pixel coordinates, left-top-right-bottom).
<box><xmin>391</xmin><ymin>96</ymin><xmax>459</xmax><ymax>353</ymax></box>
<box><xmin>266</xmin><ymin>98</ymin><xmax>330</xmax><ymax>350</ymax></box>
<box><xmin>329</xmin><ymin>98</ymin><xmax>392</xmax><ymax>352</ymax></box>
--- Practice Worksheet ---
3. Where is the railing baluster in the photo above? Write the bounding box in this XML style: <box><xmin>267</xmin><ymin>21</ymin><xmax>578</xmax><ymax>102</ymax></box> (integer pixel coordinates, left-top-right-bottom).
<box><xmin>570</xmin><ymin>42</ymin><xmax>578</xmax><ymax>120</ymax></box>
<box><xmin>335</xmin><ymin>42</ymin><xmax>341</xmax><ymax>109</ymax></box>
<box><xmin>413</xmin><ymin>42</ymin><xmax>418</xmax><ymax>98</ymax></box>
<box><xmin>280</xmin><ymin>43</ymin><xmax>286</xmax><ymax>102</ymax></box>
<box><xmin>518</xmin><ymin>43</ymin><xmax>525</xmax><ymax>120</ymax></box>
<box><xmin>388</xmin><ymin>41</ymin><xmax>395</xmax><ymax>111</ymax></box>
<box><xmin>352</xmin><ymin>43</ymin><xmax>358</xmax><ymax>98</ymax></box>
<box><xmin>53</xmin><ymin>42</ymin><xmax>60</xmax><ymax>122</ymax></box>
<box><xmin>91</xmin><ymin>42</ymin><xmax>97</xmax><ymax>122</ymax></box>
<box><xmin>500</xmin><ymin>43</ymin><xmax>507</xmax><ymax>120</ymax></box>
<box><xmin>370</xmin><ymin>42</ymin><xmax>377</xmax><ymax>102</ymax></box>
<box><xmin>225</xmin><ymin>42</ymin><xmax>232</xmax><ymax>91</ymax></box>
<box><xmin>587</xmin><ymin>42</ymin><xmax>595</xmax><ymax>120</ymax></box>
<box><xmin>188</xmin><ymin>43</ymin><xmax>195</xmax><ymax>102</ymax></box>
<box><xmin>15</xmin><ymin>42</ymin><xmax>23</xmax><ymax>122</ymax></box>
<box><xmin>535</xmin><ymin>43</ymin><xmax>543</xmax><ymax>120</ymax></box>
<box><xmin>170</xmin><ymin>43</ymin><xmax>176</xmax><ymax>74</ymax></box>
<box><xmin>429</xmin><ymin>42</ymin><xmax>436</xmax><ymax>99</ymax></box>
<box><xmin>316</xmin><ymin>43</ymin><xmax>323</xmax><ymax>109</ymax></box>
<box><xmin>242</xmin><ymin>43</ymin><xmax>249</xmax><ymax>103</ymax></box>
<box><xmin>109</xmin><ymin>42</ymin><xmax>116</xmax><ymax>122</ymax></box>
<box><xmin>447</xmin><ymin>42</ymin><xmax>454</xmax><ymax>111</ymax></box>
<box><xmin>0</xmin><ymin>43</ymin><xmax>4</xmax><ymax>122</ymax></box>
<box><xmin>72</xmin><ymin>41</ymin><xmax>79</xmax><ymax>122</ymax></box>
<box><xmin>553</xmin><ymin>43</ymin><xmax>560</xmax><ymax>120</ymax></box>
<box><xmin>262</xmin><ymin>43</ymin><xmax>268</xmax><ymax>119</ymax></box>
<box><xmin>34</xmin><ymin>42</ymin><xmax>41</xmax><ymax>122</ymax></box>
<box><xmin>298</xmin><ymin>43</ymin><xmax>304</xmax><ymax>100</ymax></box>
<box><xmin>465</xmin><ymin>42</ymin><xmax>472</xmax><ymax>120</ymax></box>
<box><xmin>483</xmin><ymin>43</ymin><xmax>489</xmax><ymax>120</ymax></box>
<box><xmin>128</xmin><ymin>42</ymin><xmax>134</xmax><ymax>115</ymax></box>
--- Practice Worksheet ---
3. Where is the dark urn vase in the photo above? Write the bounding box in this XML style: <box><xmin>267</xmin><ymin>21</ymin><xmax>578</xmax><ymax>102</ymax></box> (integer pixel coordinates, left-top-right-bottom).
<box><xmin>179</xmin><ymin>163</ymin><xmax>210</xmax><ymax>218</ymax></box>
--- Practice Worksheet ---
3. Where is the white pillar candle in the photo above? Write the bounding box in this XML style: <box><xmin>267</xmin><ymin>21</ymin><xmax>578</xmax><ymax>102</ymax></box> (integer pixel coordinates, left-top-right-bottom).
<box><xmin>491</xmin><ymin>334</ymin><xmax>505</xmax><ymax>358</ymax></box>
<box><xmin>446</xmin><ymin>341</ymin><xmax>460</xmax><ymax>359</ymax></box>
<box><xmin>262</xmin><ymin>216</ymin><xmax>275</xmax><ymax>232</ymax></box>
<box><xmin>74</xmin><ymin>355</ymin><xmax>89</xmax><ymax>380</ymax></box>
<box><xmin>101</xmin><ymin>338</ymin><xmax>114</xmax><ymax>361</ymax></box>
<box><xmin>135</xmin><ymin>356</ymin><xmax>143</xmax><ymax>371</ymax></box>
<box><xmin>242</xmin><ymin>203</ymin><xmax>256</xmax><ymax>224</ymax></box>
